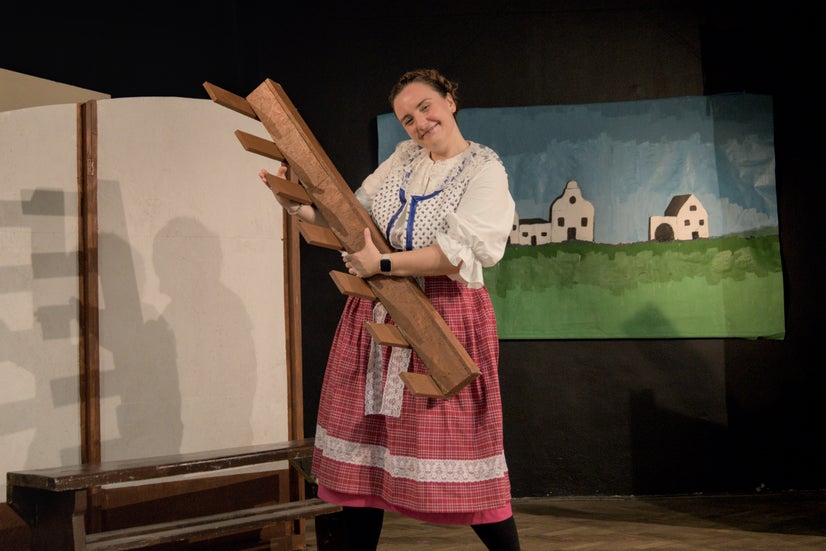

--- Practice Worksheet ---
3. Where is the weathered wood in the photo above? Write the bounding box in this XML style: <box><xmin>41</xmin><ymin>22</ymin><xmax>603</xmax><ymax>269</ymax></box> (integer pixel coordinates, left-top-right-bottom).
<box><xmin>84</xmin><ymin>498</ymin><xmax>339</xmax><ymax>551</ymax></box>
<box><xmin>78</xmin><ymin>101</ymin><xmax>101</xmax><ymax>468</ymax></box>
<box><xmin>365</xmin><ymin>322</ymin><xmax>410</xmax><ymax>348</ymax></box>
<box><xmin>6</xmin><ymin>438</ymin><xmax>338</xmax><ymax>551</ymax></box>
<box><xmin>239</xmin><ymin>79</ymin><xmax>480</xmax><ymax>398</ymax></box>
<box><xmin>329</xmin><ymin>270</ymin><xmax>376</xmax><ymax>300</ymax></box>
<box><xmin>7</xmin><ymin>486</ymin><xmax>86</xmax><ymax>550</ymax></box>
<box><xmin>203</xmin><ymin>81</ymin><xmax>257</xmax><ymax>119</ymax></box>
<box><xmin>397</xmin><ymin>372</ymin><xmax>446</xmax><ymax>398</ymax></box>
<box><xmin>78</xmin><ymin>101</ymin><xmax>105</xmax><ymax>534</ymax></box>
<box><xmin>7</xmin><ymin>438</ymin><xmax>316</xmax><ymax>492</ymax></box>
<box><xmin>264</xmin><ymin>171</ymin><xmax>312</xmax><ymax>204</ymax></box>
<box><xmin>234</xmin><ymin>129</ymin><xmax>284</xmax><ymax>161</ymax></box>
<box><xmin>298</xmin><ymin>222</ymin><xmax>343</xmax><ymax>250</ymax></box>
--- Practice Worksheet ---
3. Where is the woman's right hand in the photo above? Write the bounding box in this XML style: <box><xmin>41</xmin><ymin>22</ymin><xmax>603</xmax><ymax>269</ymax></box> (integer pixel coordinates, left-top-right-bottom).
<box><xmin>259</xmin><ymin>163</ymin><xmax>300</xmax><ymax>212</ymax></box>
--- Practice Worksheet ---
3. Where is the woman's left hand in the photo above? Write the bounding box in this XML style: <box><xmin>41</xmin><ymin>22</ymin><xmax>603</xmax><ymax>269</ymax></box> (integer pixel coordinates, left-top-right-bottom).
<box><xmin>343</xmin><ymin>228</ymin><xmax>382</xmax><ymax>278</ymax></box>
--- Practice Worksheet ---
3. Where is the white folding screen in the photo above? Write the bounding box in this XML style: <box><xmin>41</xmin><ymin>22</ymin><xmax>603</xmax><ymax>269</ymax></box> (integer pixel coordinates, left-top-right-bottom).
<box><xmin>1</xmin><ymin>97</ymin><xmax>290</xmax><ymax>501</ymax></box>
<box><xmin>1</xmin><ymin>103</ymin><xmax>82</xmax><ymax>500</ymax></box>
<box><xmin>95</xmin><ymin>97</ymin><xmax>289</xmax><ymax>460</ymax></box>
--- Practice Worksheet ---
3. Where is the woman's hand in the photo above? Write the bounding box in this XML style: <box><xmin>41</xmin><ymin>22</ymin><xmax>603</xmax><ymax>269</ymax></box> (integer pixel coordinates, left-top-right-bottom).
<box><xmin>259</xmin><ymin>163</ymin><xmax>301</xmax><ymax>213</ymax></box>
<box><xmin>343</xmin><ymin>228</ymin><xmax>382</xmax><ymax>278</ymax></box>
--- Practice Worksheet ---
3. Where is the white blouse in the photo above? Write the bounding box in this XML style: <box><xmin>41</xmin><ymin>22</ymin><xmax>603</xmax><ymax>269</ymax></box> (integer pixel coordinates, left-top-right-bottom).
<box><xmin>355</xmin><ymin>141</ymin><xmax>514</xmax><ymax>288</ymax></box>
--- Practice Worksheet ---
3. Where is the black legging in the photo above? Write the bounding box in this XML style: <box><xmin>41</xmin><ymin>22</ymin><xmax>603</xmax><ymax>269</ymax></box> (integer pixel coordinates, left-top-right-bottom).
<box><xmin>342</xmin><ymin>506</ymin><xmax>384</xmax><ymax>550</ymax></box>
<box><xmin>471</xmin><ymin>516</ymin><xmax>522</xmax><ymax>550</ymax></box>
<box><xmin>341</xmin><ymin>506</ymin><xmax>521</xmax><ymax>551</ymax></box>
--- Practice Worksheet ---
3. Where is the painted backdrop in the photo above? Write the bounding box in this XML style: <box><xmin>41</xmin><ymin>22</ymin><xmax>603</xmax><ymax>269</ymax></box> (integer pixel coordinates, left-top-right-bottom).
<box><xmin>377</xmin><ymin>94</ymin><xmax>784</xmax><ymax>340</ymax></box>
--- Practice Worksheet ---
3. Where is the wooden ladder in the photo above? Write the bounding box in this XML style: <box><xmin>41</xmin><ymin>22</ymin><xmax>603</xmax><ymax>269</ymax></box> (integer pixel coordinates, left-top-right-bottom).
<box><xmin>203</xmin><ymin>79</ymin><xmax>479</xmax><ymax>399</ymax></box>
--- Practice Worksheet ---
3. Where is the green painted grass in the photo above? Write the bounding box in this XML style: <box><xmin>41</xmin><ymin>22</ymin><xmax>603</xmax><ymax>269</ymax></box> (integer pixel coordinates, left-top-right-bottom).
<box><xmin>484</xmin><ymin>230</ymin><xmax>785</xmax><ymax>339</ymax></box>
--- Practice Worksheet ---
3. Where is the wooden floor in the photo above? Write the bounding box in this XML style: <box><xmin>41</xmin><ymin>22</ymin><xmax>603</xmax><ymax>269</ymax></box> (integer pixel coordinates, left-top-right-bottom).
<box><xmin>305</xmin><ymin>491</ymin><xmax>826</xmax><ymax>550</ymax></box>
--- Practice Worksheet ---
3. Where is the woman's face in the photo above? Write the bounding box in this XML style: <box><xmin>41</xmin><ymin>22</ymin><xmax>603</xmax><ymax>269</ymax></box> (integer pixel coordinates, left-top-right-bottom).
<box><xmin>393</xmin><ymin>82</ymin><xmax>457</xmax><ymax>155</ymax></box>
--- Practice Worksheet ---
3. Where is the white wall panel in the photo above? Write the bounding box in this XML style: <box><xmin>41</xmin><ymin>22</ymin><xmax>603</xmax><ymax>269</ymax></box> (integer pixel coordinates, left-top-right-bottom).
<box><xmin>0</xmin><ymin>103</ymin><xmax>81</xmax><ymax>500</ymax></box>
<box><xmin>96</xmin><ymin>97</ymin><xmax>288</xmax><ymax>460</ymax></box>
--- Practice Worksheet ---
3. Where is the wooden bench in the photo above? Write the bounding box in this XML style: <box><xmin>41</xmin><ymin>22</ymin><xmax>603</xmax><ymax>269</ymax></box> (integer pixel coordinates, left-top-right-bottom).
<box><xmin>6</xmin><ymin>437</ymin><xmax>341</xmax><ymax>550</ymax></box>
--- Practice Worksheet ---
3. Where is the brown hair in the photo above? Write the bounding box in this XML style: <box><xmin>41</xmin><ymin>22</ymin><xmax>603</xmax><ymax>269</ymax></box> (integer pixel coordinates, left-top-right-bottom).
<box><xmin>388</xmin><ymin>69</ymin><xmax>460</xmax><ymax>114</ymax></box>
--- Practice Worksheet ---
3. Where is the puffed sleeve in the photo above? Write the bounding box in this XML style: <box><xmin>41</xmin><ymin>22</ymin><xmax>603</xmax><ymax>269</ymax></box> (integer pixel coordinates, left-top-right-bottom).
<box><xmin>436</xmin><ymin>160</ymin><xmax>514</xmax><ymax>289</ymax></box>
<box><xmin>354</xmin><ymin>150</ymin><xmax>395</xmax><ymax>211</ymax></box>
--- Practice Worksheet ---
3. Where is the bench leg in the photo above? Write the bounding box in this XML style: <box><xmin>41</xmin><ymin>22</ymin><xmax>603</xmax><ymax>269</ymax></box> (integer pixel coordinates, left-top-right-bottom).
<box><xmin>7</xmin><ymin>486</ymin><xmax>87</xmax><ymax>550</ymax></box>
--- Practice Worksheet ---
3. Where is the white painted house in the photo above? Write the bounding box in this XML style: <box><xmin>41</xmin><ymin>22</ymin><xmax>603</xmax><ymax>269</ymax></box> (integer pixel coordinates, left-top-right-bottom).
<box><xmin>510</xmin><ymin>214</ymin><xmax>552</xmax><ymax>246</ymax></box>
<box><xmin>549</xmin><ymin>180</ymin><xmax>595</xmax><ymax>242</ymax></box>
<box><xmin>509</xmin><ymin>180</ymin><xmax>595</xmax><ymax>246</ymax></box>
<box><xmin>649</xmin><ymin>193</ymin><xmax>709</xmax><ymax>242</ymax></box>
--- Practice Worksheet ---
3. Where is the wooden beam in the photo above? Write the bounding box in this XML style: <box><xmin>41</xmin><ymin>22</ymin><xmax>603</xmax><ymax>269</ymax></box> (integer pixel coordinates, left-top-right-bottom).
<box><xmin>365</xmin><ymin>322</ymin><xmax>410</xmax><ymax>349</ymax></box>
<box><xmin>397</xmin><ymin>372</ymin><xmax>446</xmax><ymax>399</ymax></box>
<box><xmin>203</xmin><ymin>82</ymin><xmax>257</xmax><ymax>119</ymax></box>
<box><xmin>329</xmin><ymin>271</ymin><xmax>376</xmax><ymax>300</ymax></box>
<box><xmin>234</xmin><ymin>129</ymin><xmax>284</xmax><ymax>161</ymax></box>
<box><xmin>244</xmin><ymin>79</ymin><xmax>480</xmax><ymax>399</ymax></box>
<box><xmin>77</xmin><ymin>99</ymin><xmax>103</xmax><ymax>535</ymax></box>
<box><xmin>245</xmin><ymin>81</ymin><xmax>376</xmax><ymax>251</ymax></box>
<box><xmin>298</xmin><ymin>222</ymin><xmax>343</xmax><ymax>250</ymax></box>
<box><xmin>264</xmin><ymin>172</ymin><xmax>312</xmax><ymax>204</ymax></box>
<box><xmin>78</xmin><ymin>101</ymin><xmax>101</xmax><ymax>466</ymax></box>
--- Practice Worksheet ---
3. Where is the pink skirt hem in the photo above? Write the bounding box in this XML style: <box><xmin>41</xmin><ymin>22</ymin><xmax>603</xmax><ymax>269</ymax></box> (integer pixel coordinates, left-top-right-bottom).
<box><xmin>317</xmin><ymin>484</ymin><xmax>513</xmax><ymax>526</ymax></box>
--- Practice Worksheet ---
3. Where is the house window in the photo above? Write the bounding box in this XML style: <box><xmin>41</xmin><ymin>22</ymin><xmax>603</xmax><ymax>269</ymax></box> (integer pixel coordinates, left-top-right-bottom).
<box><xmin>689</xmin><ymin>205</ymin><xmax>697</xmax><ymax>211</ymax></box>
<box><xmin>569</xmin><ymin>196</ymin><xmax>577</xmax><ymax>204</ymax></box>
<box><xmin>699</xmin><ymin>219</ymin><xmax>705</xmax><ymax>226</ymax></box>
<box><xmin>684</xmin><ymin>219</ymin><xmax>690</xmax><ymax>226</ymax></box>
<box><xmin>581</xmin><ymin>217</ymin><xmax>588</xmax><ymax>227</ymax></box>
<box><xmin>557</xmin><ymin>217</ymin><xmax>565</xmax><ymax>226</ymax></box>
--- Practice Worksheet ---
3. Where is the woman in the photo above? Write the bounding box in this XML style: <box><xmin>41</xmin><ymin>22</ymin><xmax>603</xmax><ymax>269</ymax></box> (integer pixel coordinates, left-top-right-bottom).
<box><xmin>262</xmin><ymin>69</ymin><xmax>520</xmax><ymax>550</ymax></box>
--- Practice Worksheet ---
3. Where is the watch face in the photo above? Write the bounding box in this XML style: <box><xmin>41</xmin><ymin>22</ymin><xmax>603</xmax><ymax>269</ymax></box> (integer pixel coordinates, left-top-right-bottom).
<box><xmin>381</xmin><ymin>257</ymin><xmax>391</xmax><ymax>273</ymax></box>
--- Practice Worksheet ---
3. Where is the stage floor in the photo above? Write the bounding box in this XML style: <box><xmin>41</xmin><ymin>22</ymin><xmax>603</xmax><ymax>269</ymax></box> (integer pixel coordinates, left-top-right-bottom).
<box><xmin>306</xmin><ymin>491</ymin><xmax>826</xmax><ymax>550</ymax></box>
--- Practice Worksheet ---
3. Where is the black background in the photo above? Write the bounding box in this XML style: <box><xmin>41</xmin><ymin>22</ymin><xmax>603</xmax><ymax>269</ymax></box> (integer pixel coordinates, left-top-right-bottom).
<box><xmin>2</xmin><ymin>1</ymin><xmax>822</xmax><ymax>497</ymax></box>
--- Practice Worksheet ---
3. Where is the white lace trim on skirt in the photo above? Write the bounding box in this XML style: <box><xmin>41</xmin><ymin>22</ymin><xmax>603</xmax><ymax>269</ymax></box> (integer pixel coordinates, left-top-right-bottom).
<box><xmin>315</xmin><ymin>426</ymin><xmax>509</xmax><ymax>483</ymax></box>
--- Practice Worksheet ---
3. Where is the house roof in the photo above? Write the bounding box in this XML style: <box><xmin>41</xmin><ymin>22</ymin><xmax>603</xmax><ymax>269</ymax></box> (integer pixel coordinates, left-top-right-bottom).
<box><xmin>663</xmin><ymin>194</ymin><xmax>693</xmax><ymax>216</ymax></box>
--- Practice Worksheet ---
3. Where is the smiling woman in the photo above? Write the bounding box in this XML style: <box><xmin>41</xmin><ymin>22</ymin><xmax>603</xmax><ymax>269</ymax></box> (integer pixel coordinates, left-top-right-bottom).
<box><xmin>389</xmin><ymin>71</ymin><xmax>464</xmax><ymax>161</ymax></box>
<box><xmin>266</xmin><ymin>68</ymin><xmax>522</xmax><ymax>550</ymax></box>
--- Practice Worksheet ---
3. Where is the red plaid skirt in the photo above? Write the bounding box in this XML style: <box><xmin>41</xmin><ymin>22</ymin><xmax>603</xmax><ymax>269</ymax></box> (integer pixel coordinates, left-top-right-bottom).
<box><xmin>312</xmin><ymin>275</ymin><xmax>512</xmax><ymax>518</ymax></box>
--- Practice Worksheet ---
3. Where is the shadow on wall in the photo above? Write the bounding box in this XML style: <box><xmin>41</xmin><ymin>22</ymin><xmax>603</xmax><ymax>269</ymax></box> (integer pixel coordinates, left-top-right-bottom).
<box><xmin>98</xmin><ymin>230</ymin><xmax>182</xmax><ymax>459</ymax></box>
<box><xmin>0</xmin><ymin>188</ymin><xmax>83</xmax><ymax>472</ymax></box>
<box><xmin>150</xmin><ymin>217</ymin><xmax>257</xmax><ymax>451</ymax></box>
<box><xmin>98</xmin><ymin>188</ymin><xmax>257</xmax><ymax>459</ymax></box>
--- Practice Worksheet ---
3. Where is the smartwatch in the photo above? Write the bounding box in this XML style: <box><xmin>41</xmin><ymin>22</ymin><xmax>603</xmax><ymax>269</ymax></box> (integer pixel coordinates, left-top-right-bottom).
<box><xmin>380</xmin><ymin>253</ymin><xmax>392</xmax><ymax>275</ymax></box>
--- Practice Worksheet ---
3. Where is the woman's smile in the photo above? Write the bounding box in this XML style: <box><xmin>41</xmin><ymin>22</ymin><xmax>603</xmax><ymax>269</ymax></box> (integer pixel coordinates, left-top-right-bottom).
<box><xmin>419</xmin><ymin>123</ymin><xmax>438</xmax><ymax>139</ymax></box>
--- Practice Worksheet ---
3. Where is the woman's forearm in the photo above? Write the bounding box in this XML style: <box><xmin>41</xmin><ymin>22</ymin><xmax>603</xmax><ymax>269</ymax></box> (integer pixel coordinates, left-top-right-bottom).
<box><xmin>379</xmin><ymin>244</ymin><xmax>460</xmax><ymax>277</ymax></box>
<box><xmin>289</xmin><ymin>203</ymin><xmax>328</xmax><ymax>227</ymax></box>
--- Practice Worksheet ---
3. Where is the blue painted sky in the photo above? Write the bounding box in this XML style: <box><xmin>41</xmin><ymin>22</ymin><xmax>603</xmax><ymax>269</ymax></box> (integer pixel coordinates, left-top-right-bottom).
<box><xmin>377</xmin><ymin>94</ymin><xmax>777</xmax><ymax>244</ymax></box>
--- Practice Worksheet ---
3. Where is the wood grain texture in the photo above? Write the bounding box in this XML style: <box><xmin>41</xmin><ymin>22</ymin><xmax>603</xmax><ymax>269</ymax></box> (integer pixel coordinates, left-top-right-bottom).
<box><xmin>366</xmin><ymin>321</ymin><xmax>410</xmax><ymax>349</ymax></box>
<box><xmin>6</xmin><ymin>439</ymin><xmax>331</xmax><ymax>550</ymax></box>
<box><xmin>7</xmin><ymin>439</ymin><xmax>317</xmax><ymax>492</ymax></box>
<box><xmin>235</xmin><ymin>129</ymin><xmax>284</xmax><ymax>161</ymax></box>
<box><xmin>240</xmin><ymin>79</ymin><xmax>480</xmax><ymax>398</ymax></box>
<box><xmin>329</xmin><ymin>270</ymin><xmax>376</xmax><ymax>300</ymax></box>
